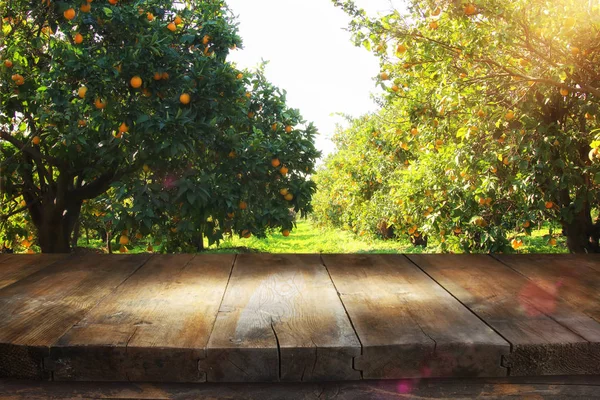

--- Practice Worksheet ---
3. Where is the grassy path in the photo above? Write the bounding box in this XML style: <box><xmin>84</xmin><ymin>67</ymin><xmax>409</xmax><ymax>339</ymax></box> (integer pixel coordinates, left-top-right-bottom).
<box><xmin>76</xmin><ymin>219</ymin><xmax>568</xmax><ymax>254</ymax></box>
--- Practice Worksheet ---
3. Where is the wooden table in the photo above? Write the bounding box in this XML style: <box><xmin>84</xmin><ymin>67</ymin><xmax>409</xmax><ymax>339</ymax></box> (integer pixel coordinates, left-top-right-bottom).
<box><xmin>0</xmin><ymin>253</ymin><xmax>599</xmax><ymax>384</ymax></box>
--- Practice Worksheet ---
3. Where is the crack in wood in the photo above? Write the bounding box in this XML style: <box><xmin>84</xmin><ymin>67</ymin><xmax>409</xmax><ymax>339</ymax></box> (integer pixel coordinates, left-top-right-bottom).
<box><xmin>270</xmin><ymin>319</ymin><xmax>281</xmax><ymax>381</ymax></box>
<box><xmin>319</xmin><ymin>254</ymin><xmax>364</xmax><ymax>379</ymax></box>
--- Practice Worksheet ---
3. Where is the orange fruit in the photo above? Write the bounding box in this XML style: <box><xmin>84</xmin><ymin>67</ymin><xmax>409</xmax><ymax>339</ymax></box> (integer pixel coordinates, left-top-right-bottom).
<box><xmin>119</xmin><ymin>245</ymin><xmax>128</xmax><ymax>253</ymax></box>
<box><xmin>78</xmin><ymin>86</ymin><xmax>88</xmax><ymax>98</ymax></box>
<box><xmin>180</xmin><ymin>93</ymin><xmax>190</xmax><ymax>104</ymax></box>
<box><xmin>236</xmin><ymin>73</ymin><xmax>243</xmax><ymax>79</ymax></box>
<box><xmin>147</xmin><ymin>245</ymin><xmax>154</xmax><ymax>252</ymax></box>
<box><xmin>161</xmin><ymin>72</ymin><xmax>169</xmax><ymax>80</ymax></box>
<box><xmin>585</xmin><ymin>113</ymin><xmax>593</xmax><ymax>120</ymax></box>
<box><xmin>411</xmin><ymin>127</ymin><xmax>418</xmax><ymax>135</ymax></box>
<box><xmin>64</xmin><ymin>8</ymin><xmax>76</xmax><ymax>20</ymax></box>
<box><xmin>279</xmin><ymin>166</ymin><xmax>289</xmax><ymax>175</ymax></box>
<box><xmin>391</xmin><ymin>85</ymin><xmax>399</xmax><ymax>92</ymax></box>
<box><xmin>202</xmin><ymin>35</ymin><xmax>210</xmax><ymax>45</ymax></box>
<box><xmin>78</xmin><ymin>119</ymin><xmax>86</xmax><ymax>127</ymax></box>
<box><xmin>227</xmin><ymin>212</ymin><xmax>235</xmax><ymax>219</ymax></box>
<box><xmin>429</xmin><ymin>21</ymin><xmax>439</xmax><ymax>30</ymax></box>
<box><xmin>108</xmin><ymin>0</ymin><xmax>118</xmax><ymax>4</ymax></box>
<box><xmin>464</xmin><ymin>4</ymin><xmax>477</xmax><ymax>15</ymax></box>
<box><xmin>560</xmin><ymin>88</ymin><xmax>569</xmax><ymax>96</ymax></box>
<box><xmin>380</xmin><ymin>72</ymin><xmax>389</xmax><ymax>80</ymax></box>
<box><xmin>285</xmin><ymin>125</ymin><xmax>293</xmax><ymax>133</ymax></box>
<box><xmin>142</xmin><ymin>88</ymin><xmax>151</xmax><ymax>97</ymax></box>
<box><xmin>239</xmin><ymin>201</ymin><xmax>247</xmax><ymax>210</ymax></box>
<box><xmin>282</xmin><ymin>230</ymin><xmax>290</xmax><ymax>237</ymax></box>
<box><xmin>32</xmin><ymin>136</ymin><xmax>41</xmax><ymax>145</ymax></box>
<box><xmin>271</xmin><ymin>123</ymin><xmax>278</xmax><ymax>131</ymax></box>
<box><xmin>147</xmin><ymin>12</ymin><xmax>154</xmax><ymax>21</ymax></box>
<box><xmin>505</xmin><ymin>110</ymin><xmax>515</xmax><ymax>120</ymax></box>
<box><xmin>571</xmin><ymin>47</ymin><xmax>580</xmax><ymax>56</ymax></box>
<box><xmin>130</xmin><ymin>76</ymin><xmax>142</xmax><ymax>88</ymax></box>
<box><xmin>545</xmin><ymin>201</ymin><xmax>554</xmax><ymax>209</ymax></box>
<box><xmin>284</xmin><ymin>193</ymin><xmax>294</xmax><ymax>201</ymax></box>
<box><xmin>271</xmin><ymin>158</ymin><xmax>281</xmax><ymax>168</ymax></box>
<box><xmin>153</xmin><ymin>72</ymin><xmax>162</xmax><ymax>80</ymax></box>
<box><xmin>228</xmin><ymin>150</ymin><xmax>236</xmax><ymax>158</ymax></box>
<box><xmin>94</xmin><ymin>98</ymin><xmax>107</xmax><ymax>109</ymax></box>
<box><xmin>397</xmin><ymin>44</ymin><xmax>407</xmax><ymax>53</ymax></box>
<box><xmin>11</xmin><ymin>74</ymin><xmax>24</xmax><ymax>85</ymax></box>
<box><xmin>279</xmin><ymin>188</ymin><xmax>288</xmax><ymax>196</ymax></box>
<box><xmin>523</xmin><ymin>220</ymin><xmax>531</xmax><ymax>228</ymax></box>
<box><xmin>174</xmin><ymin>16</ymin><xmax>182</xmax><ymax>25</ymax></box>
<box><xmin>143</xmin><ymin>164</ymin><xmax>150</xmax><ymax>172</ymax></box>
<box><xmin>548</xmin><ymin>238</ymin><xmax>557</xmax><ymax>246</ymax></box>
<box><xmin>511</xmin><ymin>238</ymin><xmax>523</xmax><ymax>250</ymax></box>
<box><xmin>167</xmin><ymin>22</ymin><xmax>176</xmax><ymax>32</ymax></box>
<box><xmin>477</xmin><ymin>109</ymin><xmax>485</xmax><ymax>117</ymax></box>
<box><xmin>247</xmin><ymin>111</ymin><xmax>255</xmax><ymax>118</ymax></box>
<box><xmin>135</xmin><ymin>232</ymin><xmax>143</xmax><ymax>239</ymax></box>
<box><xmin>80</xmin><ymin>3</ymin><xmax>91</xmax><ymax>12</ymax></box>
<box><xmin>241</xmin><ymin>229</ymin><xmax>251</xmax><ymax>238</ymax></box>
<box><xmin>118</xmin><ymin>122</ymin><xmax>128</xmax><ymax>133</ymax></box>
<box><xmin>3</xmin><ymin>60</ymin><xmax>13</xmax><ymax>68</ymax></box>
<box><xmin>431</xmin><ymin>7</ymin><xmax>441</xmax><ymax>16</ymax></box>
<box><xmin>74</xmin><ymin>33</ymin><xmax>83</xmax><ymax>44</ymax></box>
<box><xmin>119</xmin><ymin>235</ymin><xmax>129</xmax><ymax>245</ymax></box>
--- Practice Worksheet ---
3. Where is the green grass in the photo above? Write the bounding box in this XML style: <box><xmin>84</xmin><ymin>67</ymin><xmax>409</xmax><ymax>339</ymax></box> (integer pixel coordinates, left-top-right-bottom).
<box><xmin>76</xmin><ymin>219</ymin><xmax>568</xmax><ymax>254</ymax></box>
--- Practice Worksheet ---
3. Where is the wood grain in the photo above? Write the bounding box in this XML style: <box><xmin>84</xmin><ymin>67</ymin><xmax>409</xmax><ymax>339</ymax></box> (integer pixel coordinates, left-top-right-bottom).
<box><xmin>2</xmin><ymin>376</ymin><xmax>600</xmax><ymax>399</ymax></box>
<box><xmin>50</xmin><ymin>254</ymin><xmax>234</xmax><ymax>382</ymax></box>
<box><xmin>323</xmin><ymin>254</ymin><xmax>509</xmax><ymax>379</ymax></box>
<box><xmin>494</xmin><ymin>254</ymin><xmax>600</xmax><ymax>323</ymax></box>
<box><xmin>0</xmin><ymin>254</ymin><xmax>69</xmax><ymax>290</ymax></box>
<box><xmin>409</xmin><ymin>254</ymin><xmax>600</xmax><ymax>376</ymax></box>
<box><xmin>0</xmin><ymin>254</ymin><xmax>149</xmax><ymax>379</ymax></box>
<box><xmin>200</xmin><ymin>254</ymin><xmax>361</xmax><ymax>382</ymax></box>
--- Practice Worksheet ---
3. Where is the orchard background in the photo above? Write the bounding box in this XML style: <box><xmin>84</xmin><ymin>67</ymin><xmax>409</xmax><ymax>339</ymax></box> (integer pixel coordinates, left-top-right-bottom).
<box><xmin>1</xmin><ymin>0</ymin><xmax>598</xmax><ymax>254</ymax></box>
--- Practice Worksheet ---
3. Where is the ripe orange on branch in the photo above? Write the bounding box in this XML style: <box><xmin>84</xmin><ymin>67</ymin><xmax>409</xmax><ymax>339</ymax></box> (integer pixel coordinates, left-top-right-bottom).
<box><xmin>271</xmin><ymin>158</ymin><xmax>281</xmax><ymax>168</ymax></box>
<box><xmin>74</xmin><ymin>33</ymin><xmax>83</xmax><ymax>44</ymax></box>
<box><xmin>94</xmin><ymin>98</ymin><xmax>107</xmax><ymax>109</ymax></box>
<box><xmin>167</xmin><ymin>23</ymin><xmax>176</xmax><ymax>32</ymax></box>
<box><xmin>130</xmin><ymin>76</ymin><xmax>142</xmax><ymax>88</ymax></box>
<box><xmin>464</xmin><ymin>4</ymin><xmax>477</xmax><ymax>16</ymax></box>
<box><xmin>179</xmin><ymin>93</ymin><xmax>190</xmax><ymax>104</ymax></box>
<box><xmin>64</xmin><ymin>8</ymin><xmax>76</xmax><ymax>20</ymax></box>
<box><xmin>3</xmin><ymin>60</ymin><xmax>13</xmax><ymax>68</ymax></box>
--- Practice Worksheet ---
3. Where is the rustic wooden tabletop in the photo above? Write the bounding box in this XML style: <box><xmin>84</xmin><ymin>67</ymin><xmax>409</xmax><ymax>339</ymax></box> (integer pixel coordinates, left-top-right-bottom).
<box><xmin>0</xmin><ymin>253</ymin><xmax>599</xmax><ymax>385</ymax></box>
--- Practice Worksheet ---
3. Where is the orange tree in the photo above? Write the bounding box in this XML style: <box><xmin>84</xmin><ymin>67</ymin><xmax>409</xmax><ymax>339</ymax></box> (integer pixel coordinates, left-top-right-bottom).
<box><xmin>316</xmin><ymin>0</ymin><xmax>600</xmax><ymax>252</ymax></box>
<box><xmin>0</xmin><ymin>0</ymin><xmax>318</xmax><ymax>253</ymax></box>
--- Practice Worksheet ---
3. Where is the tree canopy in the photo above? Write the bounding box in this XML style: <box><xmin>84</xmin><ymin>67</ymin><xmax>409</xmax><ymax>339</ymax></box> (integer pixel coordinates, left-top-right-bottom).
<box><xmin>313</xmin><ymin>0</ymin><xmax>600</xmax><ymax>252</ymax></box>
<box><xmin>1</xmin><ymin>0</ymin><xmax>319</xmax><ymax>253</ymax></box>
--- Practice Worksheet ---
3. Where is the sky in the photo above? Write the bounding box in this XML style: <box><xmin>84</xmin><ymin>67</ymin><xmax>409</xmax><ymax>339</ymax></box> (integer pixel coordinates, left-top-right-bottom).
<box><xmin>226</xmin><ymin>0</ymin><xmax>404</xmax><ymax>158</ymax></box>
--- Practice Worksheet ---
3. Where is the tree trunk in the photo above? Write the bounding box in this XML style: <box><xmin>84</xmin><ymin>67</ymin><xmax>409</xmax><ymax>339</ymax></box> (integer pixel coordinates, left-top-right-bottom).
<box><xmin>561</xmin><ymin>202</ymin><xmax>600</xmax><ymax>253</ymax></box>
<box><xmin>35</xmin><ymin>202</ymin><xmax>82</xmax><ymax>253</ymax></box>
<box><xmin>195</xmin><ymin>232</ymin><xmax>205</xmax><ymax>252</ymax></box>
<box><xmin>71</xmin><ymin>218</ymin><xmax>81</xmax><ymax>249</ymax></box>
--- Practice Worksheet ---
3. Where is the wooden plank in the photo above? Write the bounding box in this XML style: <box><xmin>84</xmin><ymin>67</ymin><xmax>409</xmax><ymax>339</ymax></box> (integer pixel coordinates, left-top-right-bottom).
<box><xmin>494</xmin><ymin>254</ymin><xmax>600</xmax><ymax>323</ymax></box>
<box><xmin>322</xmin><ymin>254</ymin><xmax>509</xmax><ymax>379</ymax></box>
<box><xmin>408</xmin><ymin>254</ymin><xmax>600</xmax><ymax>376</ymax></box>
<box><xmin>0</xmin><ymin>254</ymin><xmax>69</xmax><ymax>290</ymax></box>
<box><xmin>200</xmin><ymin>254</ymin><xmax>361</xmax><ymax>382</ymax></box>
<box><xmin>49</xmin><ymin>254</ymin><xmax>235</xmax><ymax>382</ymax></box>
<box><xmin>0</xmin><ymin>254</ymin><xmax>14</xmax><ymax>264</ymax></box>
<box><xmin>0</xmin><ymin>254</ymin><xmax>149</xmax><ymax>380</ymax></box>
<box><xmin>2</xmin><ymin>376</ymin><xmax>600</xmax><ymax>400</ymax></box>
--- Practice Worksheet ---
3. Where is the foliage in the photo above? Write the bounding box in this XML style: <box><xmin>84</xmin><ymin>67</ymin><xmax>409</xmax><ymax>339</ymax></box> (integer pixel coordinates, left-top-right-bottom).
<box><xmin>315</xmin><ymin>0</ymin><xmax>600</xmax><ymax>252</ymax></box>
<box><xmin>0</xmin><ymin>0</ymin><xmax>319</xmax><ymax>252</ymax></box>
